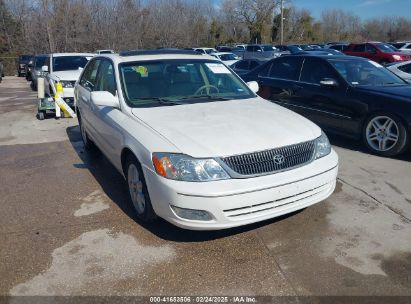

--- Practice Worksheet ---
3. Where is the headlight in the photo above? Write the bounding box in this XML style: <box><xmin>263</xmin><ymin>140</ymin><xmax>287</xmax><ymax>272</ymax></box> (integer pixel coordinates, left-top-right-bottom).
<box><xmin>392</xmin><ymin>55</ymin><xmax>402</xmax><ymax>60</ymax></box>
<box><xmin>152</xmin><ymin>153</ymin><xmax>230</xmax><ymax>182</ymax></box>
<box><xmin>60</xmin><ymin>81</ymin><xmax>73</xmax><ymax>88</ymax></box>
<box><xmin>315</xmin><ymin>132</ymin><xmax>331</xmax><ymax>159</ymax></box>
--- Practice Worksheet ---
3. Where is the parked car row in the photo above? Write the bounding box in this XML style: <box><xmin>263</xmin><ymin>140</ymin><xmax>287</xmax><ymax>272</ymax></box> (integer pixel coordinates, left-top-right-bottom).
<box><xmin>22</xmin><ymin>53</ymin><xmax>94</xmax><ymax>109</ymax></box>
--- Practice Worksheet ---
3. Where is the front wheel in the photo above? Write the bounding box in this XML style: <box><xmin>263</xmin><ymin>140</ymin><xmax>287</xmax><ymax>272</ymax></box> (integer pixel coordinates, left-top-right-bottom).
<box><xmin>363</xmin><ymin>113</ymin><xmax>408</xmax><ymax>156</ymax></box>
<box><xmin>78</xmin><ymin>115</ymin><xmax>95</xmax><ymax>150</ymax></box>
<box><xmin>126</xmin><ymin>155</ymin><xmax>156</xmax><ymax>222</ymax></box>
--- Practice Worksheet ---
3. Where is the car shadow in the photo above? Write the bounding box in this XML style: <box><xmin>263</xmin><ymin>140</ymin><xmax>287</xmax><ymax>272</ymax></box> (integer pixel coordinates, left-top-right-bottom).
<box><xmin>327</xmin><ymin>133</ymin><xmax>411</xmax><ymax>162</ymax></box>
<box><xmin>66</xmin><ymin>125</ymin><xmax>299</xmax><ymax>242</ymax></box>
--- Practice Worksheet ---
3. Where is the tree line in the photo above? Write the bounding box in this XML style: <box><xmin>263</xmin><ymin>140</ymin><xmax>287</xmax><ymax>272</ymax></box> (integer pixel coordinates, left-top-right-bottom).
<box><xmin>1</xmin><ymin>0</ymin><xmax>411</xmax><ymax>57</ymax></box>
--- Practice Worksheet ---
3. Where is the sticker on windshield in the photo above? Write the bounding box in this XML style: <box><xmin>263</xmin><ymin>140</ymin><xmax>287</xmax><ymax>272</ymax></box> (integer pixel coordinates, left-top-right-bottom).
<box><xmin>368</xmin><ymin>60</ymin><xmax>383</xmax><ymax>68</ymax></box>
<box><xmin>132</xmin><ymin>66</ymin><xmax>148</xmax><ymax>77</ymax></box>
<box><xmin>205</xmin><ymin>63</ymin><xmax>230</xmax><ymax>74</ymax></box>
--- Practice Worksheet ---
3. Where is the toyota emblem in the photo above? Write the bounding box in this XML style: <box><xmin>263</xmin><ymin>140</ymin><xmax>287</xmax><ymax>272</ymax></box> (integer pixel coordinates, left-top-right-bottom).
<box><xmin>273</xmin><ymin>154</ymin><xmax>285</xmax><ymax>165</ymax></box>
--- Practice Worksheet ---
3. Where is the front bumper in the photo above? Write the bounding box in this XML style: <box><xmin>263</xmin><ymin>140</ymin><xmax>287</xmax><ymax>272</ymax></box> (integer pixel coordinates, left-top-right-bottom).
<box><xmin>144</xmin><ymin>149</ymin><xmax>338</xmax><ymax>230</ymax></box>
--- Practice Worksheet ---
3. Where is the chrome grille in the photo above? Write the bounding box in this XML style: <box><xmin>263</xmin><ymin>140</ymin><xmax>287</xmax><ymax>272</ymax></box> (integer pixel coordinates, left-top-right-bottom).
<box><xmin>221</xmin><ymin>140</ymin><xmax>315</xmax><ymax>176</ymax></box>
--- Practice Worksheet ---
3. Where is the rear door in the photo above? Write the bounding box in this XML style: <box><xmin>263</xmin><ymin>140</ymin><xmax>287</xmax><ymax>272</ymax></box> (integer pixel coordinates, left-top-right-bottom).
<box><xmin>256</xmin><ymin>56</ymin><xmax>303</xmax><ymax>106</ymax></box>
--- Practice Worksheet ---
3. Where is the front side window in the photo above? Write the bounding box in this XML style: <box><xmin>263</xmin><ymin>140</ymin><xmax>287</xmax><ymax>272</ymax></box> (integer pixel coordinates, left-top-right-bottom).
<box><xmin>365</xmin><ymin>44</ymin><xmax>377</xmax><ymax>53</ymax></box>
<box><xmin>119</xmin><ymin>60</ymin><xmax>254</xmax><ymax>107</ymax></box>
<box><xmin>79</xmin><ymin>59</ymin><xmax>101</xmax><ymax>91</ymax></box>
<box><xmin>95</xmin><ymin>60</ymin><xmax>116</xmax><ymax>96</ymax></box>
<box><xmin>300</xmin><ymin>58</ymin><xmax>337</xmax><ymax>84</ymax></box>
<box><xmin>53</xmin><ymin>56</ymin><xmax>91</xmax><ymax>72</ymax></box>
<box><xmin>329</xmin><ymin>58</ymin><xmax>406</xmax><ymax>86</ymax></box>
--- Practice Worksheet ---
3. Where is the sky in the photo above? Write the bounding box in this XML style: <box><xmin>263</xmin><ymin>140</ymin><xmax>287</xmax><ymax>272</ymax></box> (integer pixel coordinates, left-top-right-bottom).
<box><xmin>291</xmin><ymin>0</ymin><xmax>411</xmax><ymax>20</ymax></box>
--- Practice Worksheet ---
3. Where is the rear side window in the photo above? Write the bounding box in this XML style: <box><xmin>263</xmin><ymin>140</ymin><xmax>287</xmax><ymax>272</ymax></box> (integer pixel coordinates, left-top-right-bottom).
<box><xmin>300</xmin><ymin>58</ymin><xmax>338</xmax><ymax>84</ymax></box>
<box><xmin>249</xmin><ymin>60</ymin><xmax>260</xmax><ymax>70</ymax></box>
<box><xmin>79</xmin><ymin>59</ymin><xmax>101</xmax><ymax>91</ymax></box>
<box><xmin>235</xmin><ymin>60</ymin><xmax>249</xmax><ymax>70</ymax></box>
<box><xmin>352</xmin><ymin>45</ymin><xmax>365</xmax><ymax>52</ymax></box>
<box><xmin>269</xmin><ymin>57</ymin><xmax>302</xmax><ymax>80</ymax></box>
<box><xmin>406</xmin><ymin>44</ymin><xmax>411</xmax><ymax>49</ymax></box>
<box><xmin>365</xmin><ymin>44</ymin><xmax>376</xmax><ymax>53</ymax></box>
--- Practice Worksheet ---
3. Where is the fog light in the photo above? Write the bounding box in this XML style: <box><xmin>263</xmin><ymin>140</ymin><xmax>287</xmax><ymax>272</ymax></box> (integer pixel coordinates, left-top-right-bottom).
<box><xmin>170</xmin><ymin>205</ymin><xmax>213</xmax><ymax>221</ymax></box>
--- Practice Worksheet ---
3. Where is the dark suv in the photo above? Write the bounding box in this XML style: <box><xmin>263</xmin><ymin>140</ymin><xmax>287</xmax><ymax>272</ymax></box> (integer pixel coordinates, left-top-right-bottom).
<box><xmin>344</xmin><ymin>42</ymin><xmax>411</xmax><ymax>65</ymax></box>
<box><xmin>17</xmin><ymin>55</ymin><xmax>33</xmax><ymax>77</ymax></box>
<box><xmin>242</xmin><ymin>54</ymin><xmax>411</xmax><ymax>156</ymax></box>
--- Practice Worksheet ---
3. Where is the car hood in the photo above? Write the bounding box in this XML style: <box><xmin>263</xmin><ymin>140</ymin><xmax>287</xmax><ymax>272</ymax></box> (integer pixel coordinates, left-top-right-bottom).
<box><xmin>49</xmin><ymin>70</ymin><xmax>82</xmax><ymax>81</ymax></box>
<box><xmin>356</xmin><ymin>85</ymin><xmax>411</xmax><ymax>100</ymax></box>
<box><xmin>131</xmin><ymin>98</ymin><xmax>321</xmax><ymax>158</ymax></box>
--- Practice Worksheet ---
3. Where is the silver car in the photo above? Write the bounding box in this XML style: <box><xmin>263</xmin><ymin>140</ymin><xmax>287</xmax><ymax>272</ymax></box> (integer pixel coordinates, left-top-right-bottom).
<box><xmin>386</xmin><ymin>61</ymin><xmax>411</xmax><ymax>83</ymax></box>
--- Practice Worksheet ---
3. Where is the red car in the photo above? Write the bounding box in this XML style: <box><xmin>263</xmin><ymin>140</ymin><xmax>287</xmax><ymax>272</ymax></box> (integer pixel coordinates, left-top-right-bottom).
<box><xmin>344</xmin><ymin>42</ymin><xmax>411</xmax><ymax>65</ymax></box>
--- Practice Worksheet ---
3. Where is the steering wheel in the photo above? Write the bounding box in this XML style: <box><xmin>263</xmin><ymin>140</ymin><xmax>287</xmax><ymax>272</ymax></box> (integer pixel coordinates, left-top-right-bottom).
<box><xmin>194</xmin><ymin>84</ymin><xmax>219</xmax><ymax>95</ymax></box>
<box><xmin>365</xmin><ymin>74</ymin><xmax>379</xmax><ymax>86</ymax></box>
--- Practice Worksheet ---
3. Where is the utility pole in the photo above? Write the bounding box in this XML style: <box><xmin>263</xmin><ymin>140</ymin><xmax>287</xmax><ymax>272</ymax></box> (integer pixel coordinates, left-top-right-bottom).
<box><xmin>280</xmin><ymin>0</ymin><xmax>284</xmax><ymax>45</ymax></box>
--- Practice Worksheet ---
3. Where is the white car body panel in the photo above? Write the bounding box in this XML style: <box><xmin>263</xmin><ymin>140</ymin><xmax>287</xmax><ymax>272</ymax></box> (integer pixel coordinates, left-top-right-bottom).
<box><xmin>131</xmin><ymin>98</ymin><xmax>320</xmax><ymax>158</ymax></box>
<box><xmin>75</xmin><ymin>53</ymin><xmax>338</xmax><ymax>230</ymax></box>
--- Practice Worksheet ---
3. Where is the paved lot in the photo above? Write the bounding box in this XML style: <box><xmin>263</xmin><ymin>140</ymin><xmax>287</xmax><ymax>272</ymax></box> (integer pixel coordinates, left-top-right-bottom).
<box><xmin>0</xmin><ymin>77</ymin><xmax>410</xmax><ymax>298</ymax></box>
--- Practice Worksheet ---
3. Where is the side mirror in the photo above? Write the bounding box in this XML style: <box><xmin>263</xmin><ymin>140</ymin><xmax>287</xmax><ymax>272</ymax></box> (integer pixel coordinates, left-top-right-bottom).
<box><xmin>320</xmin><ymin>78</ymin><xmax>338</xmax><ymax>87</ymax></box>
<box><xmin>91</xmin><ymin>91</ymin><xmax>119</xmax><ymax>108</ymax></box>
<box><xmin>247</xmin><ymin>81</ymin><xmax>259</xmax><ymax>93</ymax></box>
<box><xmin>41</xmin><ymin>65</ymin><xmax>49</xmax><ymax>72</ymax></box>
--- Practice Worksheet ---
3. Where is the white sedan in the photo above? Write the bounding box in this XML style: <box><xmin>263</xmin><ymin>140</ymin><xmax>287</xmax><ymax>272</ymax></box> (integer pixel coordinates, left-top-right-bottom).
<box><xmin>386</xmin><ymin>61</ymin><xmax>411</xmax><ymax>83</ymax></box>
<box><xmin>74</xmin><ymin>50</ymin><xmax>338</xmax><ymax>230</ymax></box>
<box><xmin>210</xmin><ymin>52</ymin><xmax>241</xmax><ymax>66</ymax></box>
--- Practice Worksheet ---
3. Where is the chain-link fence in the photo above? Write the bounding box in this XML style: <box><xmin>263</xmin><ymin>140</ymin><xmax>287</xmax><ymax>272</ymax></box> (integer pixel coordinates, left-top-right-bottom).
<box><xmin>0</xmin><ymin>57</ymin><xmax>17</xmax><ymax>76</ymax></box>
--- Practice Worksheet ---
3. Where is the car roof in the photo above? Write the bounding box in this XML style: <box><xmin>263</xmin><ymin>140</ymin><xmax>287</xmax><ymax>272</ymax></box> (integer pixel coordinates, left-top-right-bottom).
<box><xmin>96</xmin><ymin>51</ymin><xmax>217</xmax><ymax>64</ymax></box>
<box><xmin>212</xmin><ymin>52</ymin><xmax>235</xmax><ymax>56</ymax></box>
<box><xmin>51</xmin><ymin>53</ymin><xmax>95</xmax><ymax>57</ymax></box>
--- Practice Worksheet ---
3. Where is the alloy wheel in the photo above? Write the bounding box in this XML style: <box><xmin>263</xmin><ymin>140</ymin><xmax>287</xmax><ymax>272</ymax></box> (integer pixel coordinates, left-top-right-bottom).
<box><xmin>366</xmin><ymin>116</ymin><xmax>399</xmax><ymax>152</ymax></box>
<box><xmin>127</xmin><ymin>164</ymin><xmax>146</xmax><ymax>215</ymax></box>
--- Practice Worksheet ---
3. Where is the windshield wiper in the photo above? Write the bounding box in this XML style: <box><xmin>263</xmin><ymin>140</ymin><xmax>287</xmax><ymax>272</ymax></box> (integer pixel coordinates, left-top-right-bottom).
<box><xmin>177</xmin><ymin>95</ymin><xmax>231</xmax><ymax>101</ymax></box>
<box><xmin>133</xmin><ymin>97</ymin><xmax>184</xmax><ymax>105</ymax></box>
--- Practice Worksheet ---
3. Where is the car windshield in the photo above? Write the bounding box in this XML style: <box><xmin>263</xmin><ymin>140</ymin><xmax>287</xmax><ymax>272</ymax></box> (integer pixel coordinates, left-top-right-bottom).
<box><xmin>52</xmin><ymin>56</ymin><xmax>91</xmax><ymax>72</ymax></box>
<box><xmin>219</xmin><ymin>54</ymin><xmax>239</xmax><ymax>61</ymax></box>
<box><xmin>375</xmin><ymin>43</ymin><xmax>398</xmax><ymax>52</ymax></box>
<box><xmin>119</xmin><ymin>59</ymin><xmax>254</xmax><ymax>107</ymax></box>
<box><xmin>329</xmin><ymin>58</ymin><xmax>406</xmax><ymax>86</ymax></box>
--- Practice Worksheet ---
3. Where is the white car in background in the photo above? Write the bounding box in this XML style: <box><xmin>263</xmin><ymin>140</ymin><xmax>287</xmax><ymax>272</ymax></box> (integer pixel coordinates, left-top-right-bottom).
<box><xmin>210</xmin><ymin>52</ymin><xmax>240</xmax><ymax>66</ymax></box>
<box><xmin>44</xmin><ymin>53</ymin><xmax>94</xmax><ymax>107</ymax></box>
<box><xmin>193</xmin><ymin>47</ymin><xmax>218</xmax><ymax>55</ymax></box>
<box><xmin>386</xmin><ymin>61</ymin><xmax>411</xmax><ymax>83</ymax></box>
<box><xmin>74</xmin><ymin>50</ymin><xmax>338</xmax><ymax>230</ymax></box>
<box><xmin>391</xmin><ymin>42</ymin><xmax>411</xmax><ymax>55</ymax></box>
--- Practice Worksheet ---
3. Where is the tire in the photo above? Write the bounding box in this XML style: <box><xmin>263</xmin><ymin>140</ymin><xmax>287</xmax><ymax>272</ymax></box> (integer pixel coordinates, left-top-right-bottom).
<box><xmin>37</xmin><ymin>112</ymin><xmax>45</xmax><ymax>120</ymax></box>
<box><xmin>363</xmin><ymin>113</ymin><xmax>408</xmax><ymax>156</ymax></box>
<box><xmin>78</xmin><ymin>115</ymin><xmax>95</xmax><ymax>150</ymax></box>
<box><xmin>125</xmin><ymin>154</ymin><xmax>157</xmax><ymax>222</ymax></box>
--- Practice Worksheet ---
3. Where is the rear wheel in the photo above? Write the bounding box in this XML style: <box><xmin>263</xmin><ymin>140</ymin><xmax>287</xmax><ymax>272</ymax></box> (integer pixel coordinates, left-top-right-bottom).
<box><xmin>363</xmin><ymin>113</ymin><xmax>408</xmax><ymax>156</ymax></box>
<box><xmin>125</xmin><ymin>155</ymin><xmax>156</xmax><ymax>222</ymax></box>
